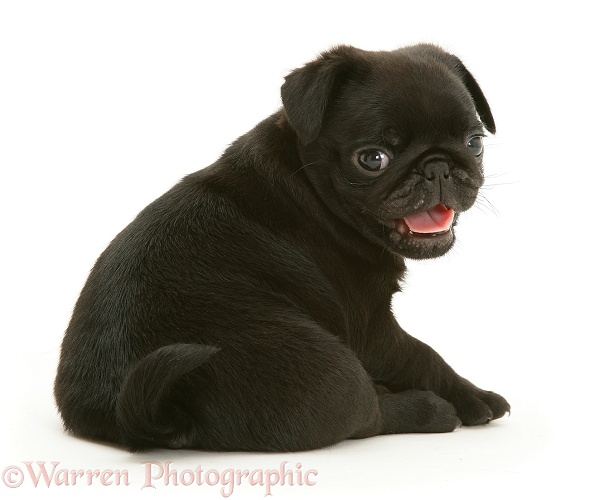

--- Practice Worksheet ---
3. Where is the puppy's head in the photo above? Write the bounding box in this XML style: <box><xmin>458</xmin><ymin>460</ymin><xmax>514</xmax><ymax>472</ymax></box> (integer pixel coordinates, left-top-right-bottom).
<box><xmin>281</xmin><ymin>44</ymin><xmax>495</xmax><ymax>259</ymax></box>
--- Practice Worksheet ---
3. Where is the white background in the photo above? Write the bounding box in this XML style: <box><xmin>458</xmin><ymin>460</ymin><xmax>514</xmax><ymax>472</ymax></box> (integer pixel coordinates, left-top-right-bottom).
<box><xmin>1</xmin><ymin>1</ymin><xmax>613</xmax><ymax>498</ymax></box>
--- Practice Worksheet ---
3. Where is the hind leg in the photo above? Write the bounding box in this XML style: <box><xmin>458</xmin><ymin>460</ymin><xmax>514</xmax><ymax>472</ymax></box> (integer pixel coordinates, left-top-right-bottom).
<box><xmin>166</xmin><ymin>325</ymin><xmax>459</xmax><ymax>451</ymax></box>
<box><xmin>373</xmin><ymin>390</ymin><xmax>460</xmax><ymax>435</ymax></box>
<box><xmin>175</xmin><ymin>330</ymin><xmax>381</xmax><ymax>451</ymax></box>
<box><xmin>350</xmin><ymin>389</ymin><xmax>460</xmax><ymax>439</ymax></box>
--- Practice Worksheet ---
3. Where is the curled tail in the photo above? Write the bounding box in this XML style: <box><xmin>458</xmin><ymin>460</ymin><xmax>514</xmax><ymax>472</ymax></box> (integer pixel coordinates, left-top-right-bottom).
<box><xmin>116</xmin><ymin>343</ymin><xmax>219</xmax><ymax>451</ymax></box>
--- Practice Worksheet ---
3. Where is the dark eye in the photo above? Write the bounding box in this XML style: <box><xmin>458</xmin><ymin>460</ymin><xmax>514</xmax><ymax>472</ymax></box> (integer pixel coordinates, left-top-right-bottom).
<box><xmin>467</xmin><ymin>136</ymin><xmax>484</xmax><ymax>156</ymax></box>
<box><xmin>357</xmin><ymin>150</ymin><xmax>391</xmax><ymax>171</ymax></box>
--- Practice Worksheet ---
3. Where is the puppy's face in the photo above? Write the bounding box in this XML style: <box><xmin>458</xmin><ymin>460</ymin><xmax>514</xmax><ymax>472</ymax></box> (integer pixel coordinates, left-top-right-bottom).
<box><xmin>282</xmin><ymin>45</ymin><xmax>495</xmax><ymax>259</ymax></box>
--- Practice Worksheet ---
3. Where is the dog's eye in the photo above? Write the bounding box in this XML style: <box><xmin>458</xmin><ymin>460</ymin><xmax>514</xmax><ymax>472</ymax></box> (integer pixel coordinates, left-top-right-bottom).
<box><xmin>357</xmin><ymin>150</ymin><xmax>391</xmax><ymax>171</ymax></box>
<box><xmin>467</xmin><ymin>136</ymin><xmax>484</xmax><ymax>156</ymax></box>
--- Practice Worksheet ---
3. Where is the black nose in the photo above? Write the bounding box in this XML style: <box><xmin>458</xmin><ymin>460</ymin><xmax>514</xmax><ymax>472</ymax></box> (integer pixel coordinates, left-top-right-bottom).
<box><xmin>423</xmin><ymin>161</ymin><xmax>450</xmax><ymax>181</ymax></box>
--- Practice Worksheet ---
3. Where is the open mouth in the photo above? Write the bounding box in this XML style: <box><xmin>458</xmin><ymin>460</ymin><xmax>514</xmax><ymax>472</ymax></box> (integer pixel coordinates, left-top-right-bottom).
<box><xmin>394</xmin><ymin>204</ymin><xmax>455</xmax><ymax>237</ymax></box>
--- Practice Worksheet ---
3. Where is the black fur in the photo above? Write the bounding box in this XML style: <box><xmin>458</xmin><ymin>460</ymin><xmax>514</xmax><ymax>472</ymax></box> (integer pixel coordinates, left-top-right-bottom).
<box><xmin>54</xmin><ymin>44</ymin><xmax>509</xmax><ymax>452</ymax></box>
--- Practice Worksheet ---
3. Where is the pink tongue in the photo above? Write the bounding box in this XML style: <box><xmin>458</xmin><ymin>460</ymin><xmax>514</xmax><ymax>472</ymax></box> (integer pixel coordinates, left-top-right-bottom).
<box><xmin>403</xmin><ymin>204</ymin><xmax>455</xmax><ymax>234</ymax></box>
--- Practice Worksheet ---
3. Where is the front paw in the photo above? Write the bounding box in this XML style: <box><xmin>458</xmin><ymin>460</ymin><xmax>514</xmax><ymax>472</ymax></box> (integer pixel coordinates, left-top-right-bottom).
<box><xmin>449</xmin><ymin>384</ymin><xmax>510</xmax><ymax>426</ymax></box>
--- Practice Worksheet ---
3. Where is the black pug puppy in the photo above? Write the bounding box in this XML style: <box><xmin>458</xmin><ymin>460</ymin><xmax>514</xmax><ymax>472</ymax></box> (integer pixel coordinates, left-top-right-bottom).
<box><xmin>55</xmin><ymin>44</ymin><xmax>510</xmax><ymax>452</ymax></box>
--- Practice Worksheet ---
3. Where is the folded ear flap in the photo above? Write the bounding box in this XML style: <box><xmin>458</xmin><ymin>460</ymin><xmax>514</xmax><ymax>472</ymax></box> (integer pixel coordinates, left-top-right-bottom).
<box><xmin>448</xmin><ymin>56</ymin><xmax>497</xmax><ymax>134</ymax></box>
<box><xmin>281</xmin><ymin>46</ymin><xmax>363</xmax><ymax>145</ymax></box>
<box><xmin>412</xmin><ymin>44</ymin><xmax>496</xmax><ymax>134</ymax></box>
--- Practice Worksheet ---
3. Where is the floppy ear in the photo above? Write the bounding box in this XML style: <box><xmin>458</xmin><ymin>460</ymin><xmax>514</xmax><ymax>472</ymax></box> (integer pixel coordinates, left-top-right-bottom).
<box><xmin>281</xmin><ymin>46</ymin><xmax>364</xmax><ymax>144</ymax></box>
<box><xmin>447</xmin><ymin>55</ymin><xmax>497</xmax><ymax>134</ymax></box>
<box><xmin>411</xmin><ymin>44</ymin><xmax>496</xmax><ymax>134</ymax></box>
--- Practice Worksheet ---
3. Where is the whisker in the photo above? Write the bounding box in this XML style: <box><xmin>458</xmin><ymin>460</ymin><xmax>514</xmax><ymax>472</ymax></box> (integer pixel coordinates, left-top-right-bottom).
<box><xmin>480</xmin><ymin>181</ymin><xmax>519</xmax><ymax>190</ymax></box>
<box><xmin>484</xmin><ymin>171</ymin><xmax>513</xmax><ymax>179</ymax></box>
<box><xmin>290</xmin><ymin>161</ymin><xmax>317</xmax><ymax>177</ymax></box>
<box><xmin>473</xmin><ymin>201</ymin><xmax>489</xmax><ymax>216</ymax></box>
<box><xmin>476</xmin><ymin>193</ymin><xmax>500</xmax><ymax>216</ymax></box>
